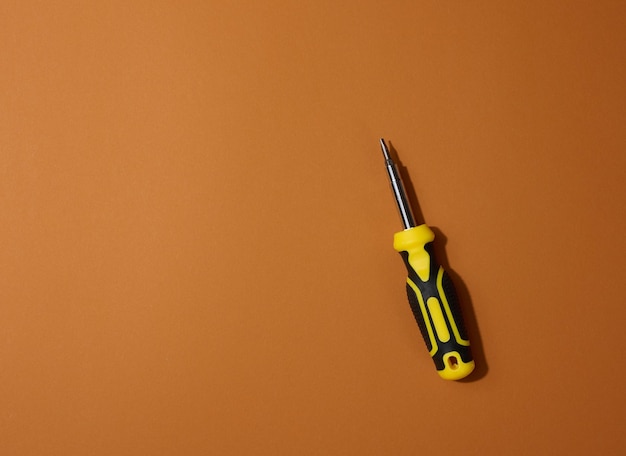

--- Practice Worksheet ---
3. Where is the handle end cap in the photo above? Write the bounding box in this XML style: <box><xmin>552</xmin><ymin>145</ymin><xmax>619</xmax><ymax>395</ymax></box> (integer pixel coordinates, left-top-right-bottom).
<box><xmin>437</xmin><ymin>352</ymin><xmax>475</xmax><ymax>381</ymax></box>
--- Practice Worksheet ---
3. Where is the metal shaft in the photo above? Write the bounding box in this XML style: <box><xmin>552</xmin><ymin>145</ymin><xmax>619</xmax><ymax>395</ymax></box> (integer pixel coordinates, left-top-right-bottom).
<box><xmin>380</xmin><ymin>138</ymin><xmax>416</xmax><ymax>230</ymax></box>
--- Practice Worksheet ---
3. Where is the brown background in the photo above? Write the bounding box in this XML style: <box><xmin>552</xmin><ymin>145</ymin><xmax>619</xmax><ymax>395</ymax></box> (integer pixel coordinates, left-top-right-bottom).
<box><xmin>1</xmin><ymin>1</ymin><xmax>626</xmax><ymax>455</ymax></box>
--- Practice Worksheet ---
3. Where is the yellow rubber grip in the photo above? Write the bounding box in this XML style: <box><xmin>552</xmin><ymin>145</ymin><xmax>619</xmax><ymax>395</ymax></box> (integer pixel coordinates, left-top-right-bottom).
<box><xmin>394</xmin><ymin>225</ymin><xmax>475</xmax><ymax>380</ymax></box>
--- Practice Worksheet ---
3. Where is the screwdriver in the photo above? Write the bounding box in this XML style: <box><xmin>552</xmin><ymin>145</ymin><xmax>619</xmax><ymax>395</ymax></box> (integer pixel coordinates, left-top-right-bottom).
<box><xmin>380</xmin><ymin>138</ymin><xmax>474</xmax><ymax>380</ymax></box>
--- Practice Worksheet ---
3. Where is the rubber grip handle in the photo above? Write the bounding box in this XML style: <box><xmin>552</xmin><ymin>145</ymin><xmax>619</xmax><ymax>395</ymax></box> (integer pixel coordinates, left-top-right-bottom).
<box><xmin>394</xmin><ymin>225</ymin><xmax>474</xmax><ymax>380</ymax></box>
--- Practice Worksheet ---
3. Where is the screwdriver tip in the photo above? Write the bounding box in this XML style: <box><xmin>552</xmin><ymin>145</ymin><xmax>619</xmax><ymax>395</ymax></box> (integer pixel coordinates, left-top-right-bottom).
<box><xmin>379</xmin><ymin>138</ymin><xmax>391</xmax><ymax>161</ymax></box>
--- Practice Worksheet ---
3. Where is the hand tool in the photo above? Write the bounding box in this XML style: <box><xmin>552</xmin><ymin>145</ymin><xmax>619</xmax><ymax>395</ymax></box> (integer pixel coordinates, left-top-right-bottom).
<box><xmin>380</xmin><ymin>138</ymin><xmax>474</xmax><ymax>380</ymax></box>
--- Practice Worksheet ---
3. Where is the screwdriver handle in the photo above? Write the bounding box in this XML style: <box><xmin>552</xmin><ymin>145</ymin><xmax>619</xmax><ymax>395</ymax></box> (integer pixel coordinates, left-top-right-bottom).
<box><xmin>394</xmin><ymin>224</ymin><xmax>474</xmax><ymax>380</ymax></box>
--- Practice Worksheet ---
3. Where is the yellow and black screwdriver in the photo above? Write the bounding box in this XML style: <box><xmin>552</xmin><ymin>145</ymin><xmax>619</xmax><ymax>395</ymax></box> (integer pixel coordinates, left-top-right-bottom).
<box><xmin>380</xmin><ymin>138</ymin><xmax>474</xmax><ymax>380</ymax></box>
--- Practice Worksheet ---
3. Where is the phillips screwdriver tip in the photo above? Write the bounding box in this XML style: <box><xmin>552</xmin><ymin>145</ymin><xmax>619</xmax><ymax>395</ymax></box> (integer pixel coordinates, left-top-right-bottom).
<box><xmin>379</xmin><ymin>138</ymin><xmax>391</xmax><ymax>161</ymax></box>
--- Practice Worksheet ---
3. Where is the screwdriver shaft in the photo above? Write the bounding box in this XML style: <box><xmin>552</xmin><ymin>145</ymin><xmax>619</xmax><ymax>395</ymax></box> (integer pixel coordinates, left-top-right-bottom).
<box><xmin>380</xmin><ymin>138</ymin><xmax>416</xmax><ymax>229</ymax></box>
